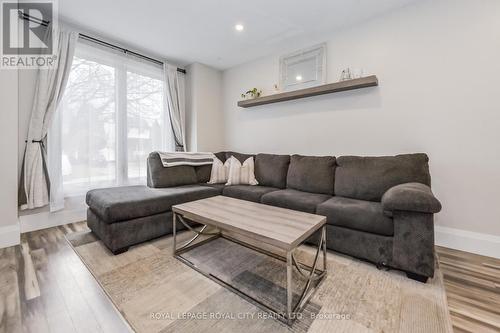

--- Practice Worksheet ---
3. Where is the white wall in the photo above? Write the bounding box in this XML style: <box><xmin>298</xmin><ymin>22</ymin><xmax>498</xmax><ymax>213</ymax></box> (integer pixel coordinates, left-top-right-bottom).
<box><xmin>0</xmin><ymin>68</ymin><xmax>20</xmax><ymax>247</ymax></box>
<box><xmin>185</xmin><ymin>63</ymin><xmax>225</xmax><ymax>152</ymax></box>
<box><xmin>222</xmin><ymin>0</ymin><xmax>500</xmax><ymax>240</ymax></box>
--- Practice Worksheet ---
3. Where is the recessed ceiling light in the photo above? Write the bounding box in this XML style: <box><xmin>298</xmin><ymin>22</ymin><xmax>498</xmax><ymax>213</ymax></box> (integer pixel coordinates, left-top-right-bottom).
<box><xmin>235</xmin><ymin>24</ymin><xmax>244</xmax><ymax>31</ymax></box>
<box><xmin>296</xmin><ymin>75</ymin><xmax>303</xmax><ymax>81</ymax></box>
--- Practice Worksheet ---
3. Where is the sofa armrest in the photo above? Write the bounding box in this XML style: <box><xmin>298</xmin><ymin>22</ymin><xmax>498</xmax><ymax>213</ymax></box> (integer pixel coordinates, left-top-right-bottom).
<box><xmin>382</xmin><ymin>182</ymin><xmax>441</xmax><ymax>214</ymax></box>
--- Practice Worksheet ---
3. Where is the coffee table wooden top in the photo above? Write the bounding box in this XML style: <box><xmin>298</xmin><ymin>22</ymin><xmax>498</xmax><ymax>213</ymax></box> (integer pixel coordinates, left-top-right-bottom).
<box><xmin>172</xmin><ymin>196</ymin><xmax>326</xmax><ymax>251</ymax></box>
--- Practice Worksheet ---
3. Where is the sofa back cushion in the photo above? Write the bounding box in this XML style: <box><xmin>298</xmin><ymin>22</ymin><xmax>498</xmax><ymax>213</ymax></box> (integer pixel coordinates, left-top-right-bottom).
<box><xmin>335</xmin><ymin>153</ymin><xmax>431</xmax><ymax>201</ymax></box>
<box><xmin>225</xmin><ymin>151</ymin><xmax>254</xmax><ymax>163</ymax></box>
<box><xmin>147</xmin><ymin>152</ymin><xmax>197</xmax><ymax>188</ymax></box>
<box><xmin>214</xmin><ymin>151</ymin><xmax>227</xmax><ymax>162</ymax></box>
<box><xmin>254</xmin><ymin>153</ymin><xmax>290</xmax><ymax>189</ymax></box>
<box><xmin>195</xmin><ymin>165</ymin><xmax>212</xmax><ymax>183</ymax></box>
<box><xmin>286</xmin><ymin>155</ymin><xmax>336</xmax><ymax>195</ymax></box>
<box><xmin>195</xmin><ymin>151</ymin><xmax>227</xmax><ymax>183</ymax></box>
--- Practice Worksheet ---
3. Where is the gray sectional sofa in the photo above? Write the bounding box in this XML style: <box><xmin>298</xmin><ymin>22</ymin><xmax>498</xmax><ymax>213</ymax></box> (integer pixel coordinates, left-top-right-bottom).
<box><xmin>86</xmin><ymin>151</ymin><xmax>441</xmax><ymax>282</ymax></box>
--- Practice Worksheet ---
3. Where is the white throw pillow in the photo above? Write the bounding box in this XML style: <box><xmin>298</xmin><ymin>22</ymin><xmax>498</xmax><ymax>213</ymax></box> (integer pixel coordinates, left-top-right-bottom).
<box><xmin>226</xmin><ymin>156</ymin><xmax>259</xmax><ymax>186</ymax></box>
<box><xmin>208</xmin><ymin>157</ymin><xmax>231</xmax><ymax>184</ymax></box>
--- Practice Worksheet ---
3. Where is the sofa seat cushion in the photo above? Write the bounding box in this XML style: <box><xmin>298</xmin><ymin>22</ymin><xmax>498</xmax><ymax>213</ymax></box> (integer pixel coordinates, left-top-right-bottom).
<box><xmin>223</xmin><ymin>185</ymin><xmax>280</xmax><ymax>203</ymax></box>
<box><xmin>200</xmin><ymin>183</ymin><xmax>225</xmax><ymax>193</ymax></box>
<box><xmin>261</xmin><ymin>189</ymin><xmax>331</xmax><ymax>213</ymax></box>
<box><xmin>86</xmin><ymin>185</ymin><xmax>220</xmax><ymax>223</ymax></box>
<box><xmin>316</xmin><ymin>196</ymin><xmax>394</xmax><ymax>236</ymax></box>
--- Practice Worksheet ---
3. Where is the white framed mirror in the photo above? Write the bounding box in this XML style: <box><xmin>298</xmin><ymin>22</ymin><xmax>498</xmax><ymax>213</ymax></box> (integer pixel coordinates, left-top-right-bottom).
<box><xmin>279</xmin><ymin>43</ymin><xmax>326</xmax><ymax>92</ymax></box>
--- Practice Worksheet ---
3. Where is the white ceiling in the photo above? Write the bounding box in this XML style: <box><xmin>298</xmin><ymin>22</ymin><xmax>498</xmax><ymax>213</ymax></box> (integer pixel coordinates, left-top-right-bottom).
<box><xmin>58</xmin><ymin>0</ymin><xmax>418</xmax><ymax>70</ymax></box>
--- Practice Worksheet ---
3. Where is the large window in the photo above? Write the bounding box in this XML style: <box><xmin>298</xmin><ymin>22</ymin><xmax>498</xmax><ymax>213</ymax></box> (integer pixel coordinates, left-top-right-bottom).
<box><xmin>56</xmin><ymin>41</ymin><xmax>173</xmax><ymax>196</ymax></box>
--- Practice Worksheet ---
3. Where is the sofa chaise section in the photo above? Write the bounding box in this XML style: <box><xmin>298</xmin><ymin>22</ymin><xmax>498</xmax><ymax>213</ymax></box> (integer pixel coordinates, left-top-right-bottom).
<box><xmin>86</xmin><ymin>185</ymin><xmax>220</xmax><ymax>223</ymax></box>
<box><xmin>87</xmin><ymin>156</ymin><xmax>222</xmax><ymax>254</ymax></box>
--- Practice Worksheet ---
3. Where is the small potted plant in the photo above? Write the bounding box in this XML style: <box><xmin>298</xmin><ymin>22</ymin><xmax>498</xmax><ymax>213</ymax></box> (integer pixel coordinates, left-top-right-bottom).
<box><xmin>241</xmin><ymin>88</ymin><xmax>262</xmax><ymax>99</ymax></box>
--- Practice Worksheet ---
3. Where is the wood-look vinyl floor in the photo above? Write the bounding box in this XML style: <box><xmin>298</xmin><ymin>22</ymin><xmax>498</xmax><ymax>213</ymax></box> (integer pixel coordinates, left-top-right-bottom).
<box><xmin>0</xmin><ymin>222</ymin><xmax>498</xmax><ymax>333</ymax></box>
<box><xmin>0</xmin><ymin>222</ymin><xmax>131</xmax><ymax>333</ymax></box>
<box><xmin>436</xmin><ymin>246</ymin><xmax>500</xmax><ymax>333</ymax></box>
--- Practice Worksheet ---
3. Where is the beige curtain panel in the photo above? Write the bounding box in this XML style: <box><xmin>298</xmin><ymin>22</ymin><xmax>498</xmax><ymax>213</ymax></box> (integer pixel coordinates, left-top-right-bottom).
<box><xmin>164</xmin><ymin>63</ymin><xmax>186</xmax><ymax>152</ymax></box>
<box><xmin>19</xmin><ymin>27</ymin><xmax>79</xmax><ymax>209</ymax></box>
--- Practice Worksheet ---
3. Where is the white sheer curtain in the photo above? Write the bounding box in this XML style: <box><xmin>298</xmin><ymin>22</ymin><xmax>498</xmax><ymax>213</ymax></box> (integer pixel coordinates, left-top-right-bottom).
<box><xmin>20</xmin><ymin>27</ymin><xmax>78</xmax><ymax>210</ymax></box>
<box><xmin>48</xmin><ymin>39</ymin><xmax>174</xmax><ymax>210</ymax></box>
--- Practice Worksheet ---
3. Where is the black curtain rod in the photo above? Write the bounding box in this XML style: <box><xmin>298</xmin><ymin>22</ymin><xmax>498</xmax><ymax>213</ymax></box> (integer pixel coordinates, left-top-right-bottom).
<box><xmin>78</xmin><ymin>34</ymin><xmax>186</xmax><ymax>74</ymax></box>
<box><xmin>18</xmin><ymin>11</ymin><xmax>186</xmax><ymax>74</ymax></box>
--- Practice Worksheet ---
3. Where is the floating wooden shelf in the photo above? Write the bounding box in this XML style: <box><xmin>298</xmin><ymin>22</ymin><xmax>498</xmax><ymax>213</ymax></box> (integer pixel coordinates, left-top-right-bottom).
<box><xmin>237</xmin><ymin>75</ymin><xmax>378</xmax><ymax>108</ymax></box>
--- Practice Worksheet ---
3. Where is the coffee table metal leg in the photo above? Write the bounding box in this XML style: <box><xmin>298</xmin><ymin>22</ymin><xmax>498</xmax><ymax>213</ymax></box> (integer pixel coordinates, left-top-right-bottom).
<box><xmin>172</xmin><ymin>212</ymin><xmax>221</xmax><ymax>256</ymax></box>
<box><xmin>289</xmin><ymin>225</ymin><xmax>327</xmax><ymax>315</ymax></box>
<box><xmin>322</xmin><ymin>225</ymin><xmax>327</xmax><ymax>272</ymax></box>
<box><xmin>286</xmin><ymin>250</ymin><xmax>293</xmax><ymax>324</ymax></box>
<box><xmin>173</xmin><ymin>212</ymin><xmax>177</xmax><ymax>254</ymax></box>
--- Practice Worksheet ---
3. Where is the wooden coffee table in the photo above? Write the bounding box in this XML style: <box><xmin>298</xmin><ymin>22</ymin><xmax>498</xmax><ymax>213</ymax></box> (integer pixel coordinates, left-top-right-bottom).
<box><xmin>172</xmin><ymin>195</ymin><xmax>327</xmax><ymax>324</ymax></box>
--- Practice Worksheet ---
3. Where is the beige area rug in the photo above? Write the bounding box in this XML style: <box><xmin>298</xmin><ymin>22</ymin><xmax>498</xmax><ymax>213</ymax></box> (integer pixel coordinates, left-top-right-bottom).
<box><xmin>66</xmin><ymin>228</ymin><xmax>453</xmax><ymax>333</ymax></box>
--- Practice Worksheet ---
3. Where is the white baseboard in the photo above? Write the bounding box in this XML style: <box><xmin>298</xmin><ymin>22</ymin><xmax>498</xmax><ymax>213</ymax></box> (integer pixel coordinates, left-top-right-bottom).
<box><xmin>435</xmin><ymin>226</ymin><xmax>500</xmax><ymax>259</ymax></box>
<box><xmin>20</xmin><ymin>208</ymin><xmax>87</xmax><ymax>233</ymax></box>
<box><xmin>0</xmin><ymin>224</ymin><xmax>20</xmax><ymax>248</ymax></box>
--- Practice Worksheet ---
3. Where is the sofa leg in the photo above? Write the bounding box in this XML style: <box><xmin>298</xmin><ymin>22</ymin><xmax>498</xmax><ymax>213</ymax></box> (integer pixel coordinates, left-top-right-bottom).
<box><xmin>111</xmin><ymin>247</ymin><xmax>129</xmax><ymax>255</ymax></box>
<box><xmin>406</xmin><ymin>272</ymin><xmax>429</xmax><ymax>283</ymax></box>
<box><xmin>376</xmin><ymin>261</ymin><xmax>390</xmax><ymax>271</ymax></box>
